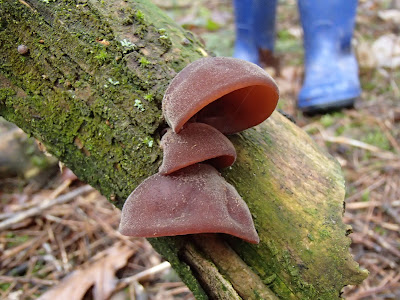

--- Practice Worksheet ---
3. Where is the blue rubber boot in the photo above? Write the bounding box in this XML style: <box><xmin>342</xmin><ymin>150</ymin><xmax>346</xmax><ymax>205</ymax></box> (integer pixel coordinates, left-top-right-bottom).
<box><xmin>233</xmin><ymin>0</ymin><xmax>277</xmax><ymax>65</ymax></box>
<box><xmin>297</xmin><ymin>0</ymin><xmax>361</xmax><ymax>113</ymax></box>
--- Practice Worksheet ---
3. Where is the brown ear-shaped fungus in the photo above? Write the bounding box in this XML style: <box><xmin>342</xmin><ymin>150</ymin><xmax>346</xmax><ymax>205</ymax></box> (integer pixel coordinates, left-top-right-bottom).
<box><xmin>162</xmin><ymin>57</ymin><xmax>279</xmax><ymax>134</ymax></box>
<box><xmin>119</xmin><ymin>164</ymin><xmax>259</xmax><ymax>244</ymax></box>
<box><xmin>159</xmin><ymin>123</ymin><xmax>236</xmax><ymax>175</ymax></box>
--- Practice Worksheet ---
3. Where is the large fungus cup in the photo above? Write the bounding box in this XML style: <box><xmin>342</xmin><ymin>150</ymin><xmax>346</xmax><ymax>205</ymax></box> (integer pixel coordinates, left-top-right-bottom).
<box><xmin>119</xmin><ymin>164</ymin><xmax>259</xmax><ymax>244</ymax></box>
<box><xmin>162</xmin><ymin>57</ymin><xmax>279</xmax><ymax>134</ymax></box>
<box><xmin>159</xmin><ymin>123</ymin><xmax>236</xmax><ymax>175</ymax></box>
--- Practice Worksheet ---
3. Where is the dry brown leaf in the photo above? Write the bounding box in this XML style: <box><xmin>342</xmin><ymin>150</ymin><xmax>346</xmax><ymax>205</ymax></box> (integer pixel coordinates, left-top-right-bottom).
<box><xmin>38</xmin><ymin>242</ymin><xmax>134</xmax><ymax>300</ymax></box>
<box><xmin>372</xmin><ymin>34</ymin><xmax>400</xmax><ymax>68</ymax></box>
<box><xmin>96</xmin><ymin>39</ymin><xmax>111</xmax><ymax>46</ymax></box>
<box><xmin>378</xmin><ymin>9</ymin><xmax>400</xmax><ymax>24</ymax></box>
<box><xmin>356</xmin><ymin>40</ymin><xmax>377</xmax><ymax>69</ymax></box>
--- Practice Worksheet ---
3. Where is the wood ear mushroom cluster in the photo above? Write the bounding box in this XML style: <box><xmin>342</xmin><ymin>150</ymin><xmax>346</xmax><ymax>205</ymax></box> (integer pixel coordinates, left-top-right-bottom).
<box><xmin>119</xmin><ymin>57</ymin><xmax>279</xmax><ymax>244</ymax></box>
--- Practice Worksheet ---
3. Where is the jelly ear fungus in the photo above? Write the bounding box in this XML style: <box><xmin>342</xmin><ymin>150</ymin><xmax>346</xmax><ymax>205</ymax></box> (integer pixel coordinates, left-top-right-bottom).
<box><xmin>119</xmin><ymin>57</ymin><xmax>279</xmax><ymax>244</ymax></box>
<box><xmin>159</xmin><ymin>123</ymin><xmax>236</xmax><ymax>175</ymax></box>
<box><xmin>119</xmin><ymin>164</ymin><xmax>259</xmax><ymax>244</ymax></box>
<box><xmin>162</xmin><ymin>56</ymin><xmax>279</xmax><ymax>135</ymax></box>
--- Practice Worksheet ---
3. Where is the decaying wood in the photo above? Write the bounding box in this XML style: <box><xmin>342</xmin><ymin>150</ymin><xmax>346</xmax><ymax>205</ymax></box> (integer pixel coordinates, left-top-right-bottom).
<box><xmin>0</xmin><ymin>0</ymin><xmax>367</xmax><ymax>298</ymax></box>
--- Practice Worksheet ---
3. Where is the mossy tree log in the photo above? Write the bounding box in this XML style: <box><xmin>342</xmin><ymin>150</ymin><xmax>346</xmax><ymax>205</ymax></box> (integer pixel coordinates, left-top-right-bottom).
<box><xmin>0</xmin><ymin>0</ymin><xmax>367</xmax><ymax>298</ymax></box>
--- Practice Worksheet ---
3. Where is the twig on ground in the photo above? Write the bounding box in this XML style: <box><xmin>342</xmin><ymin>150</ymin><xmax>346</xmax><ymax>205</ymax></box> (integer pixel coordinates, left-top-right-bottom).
<box><xmin>346</xmin><ymin>273</ymin><xmax>400</xmax><ymax>300</ymax></box>
<box><xmin>0</xmin><ymin>275</ymin><xmax>56</xmax><ymax>286</ymax></box>
<box><xmin>0</xmin><ymin>185</ymin><xmax>94</xmax><ymax>231</ymax></box>
<box><xmin>302</xmin><ymin>122</ymin><xmax>400</xmax><ymax>160</ymax></box>
<box><xmin>346</xmin><ymin>177</ymin><xmax>386</xmax><ymax>202</ymax></box>
<box><xmin>119</xmin><ymin>261</ymin><xmax>171</xmax><ymax>285</ymax></box>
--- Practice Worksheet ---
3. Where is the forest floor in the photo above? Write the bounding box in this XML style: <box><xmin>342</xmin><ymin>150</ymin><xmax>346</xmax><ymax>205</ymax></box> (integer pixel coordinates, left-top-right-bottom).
<box><xmin>1</xmin><ymin>0</ymin><xmax>399</xmax><ymax>299</ymax></box>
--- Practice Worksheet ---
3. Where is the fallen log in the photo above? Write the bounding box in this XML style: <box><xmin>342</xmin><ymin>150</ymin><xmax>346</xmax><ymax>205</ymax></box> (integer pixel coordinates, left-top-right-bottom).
<box><xmin>0</xmin><ymin>0</ymin><xmax>367</xmax><ymax>298</ymax></box>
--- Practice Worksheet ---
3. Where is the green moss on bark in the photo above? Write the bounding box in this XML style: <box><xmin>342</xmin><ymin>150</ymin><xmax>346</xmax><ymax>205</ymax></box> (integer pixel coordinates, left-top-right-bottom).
<box><xmin>149</xmin><ymin>237</ymin><xmax>209</xmax><ymax>300</ymax></box>
<box><xmin>221</xmin><ymin>114</ymin><xmax>367</xmax><ymax>298</ymax></box>
<box><xmin>0</xmin><ymin>0</ymin><xmax>204</xmax><ymax>207</ymax></box>
<box><xmin>0</xmin><ymin>1</ymin><xmax>209</xmax><ymax>296</ymax></box>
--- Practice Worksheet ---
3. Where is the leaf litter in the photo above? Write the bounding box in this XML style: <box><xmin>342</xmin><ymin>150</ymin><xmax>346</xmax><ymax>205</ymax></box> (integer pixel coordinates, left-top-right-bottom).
<box><xmin>0</xmin><ymin>167</ymin><xmax>193</xmax><ymax>300</ymax></box>
<box><xmin>38</xmin><ymin>243</ymin><xmax>134</xmax><ymax>300</ymax></box>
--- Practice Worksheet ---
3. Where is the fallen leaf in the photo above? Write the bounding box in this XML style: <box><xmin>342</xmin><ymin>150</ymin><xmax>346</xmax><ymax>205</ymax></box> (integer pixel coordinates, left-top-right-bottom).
<box><xmin>372</xmin><ymin>34</ymin><xmax>400</xmax><ymax>68</ymax></box>
<box><xmin>378</xmin><ymin>9</ymin><xmax>400</xmax><ymax>24</ymax></box>
<box><xmin>97</xmin><ymin>39</ymin><xmax>110</xmax><ymax>46</ymax></box>
<box><xmin>38</xmin><ymin>242</ymin><xmax>134</xmax><ymax>300</ymax></box>
<box><xmin>356</xmin><ymin>40</ymin><xmax>377</xmax><ymax>69</ymax></box>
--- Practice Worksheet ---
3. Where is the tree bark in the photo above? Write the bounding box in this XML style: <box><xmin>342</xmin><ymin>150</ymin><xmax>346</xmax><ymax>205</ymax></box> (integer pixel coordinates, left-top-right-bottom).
<box><xmin>0</xmin><ymin>0</ymin><xmax>367</xmax><ymax>298</ymax></box>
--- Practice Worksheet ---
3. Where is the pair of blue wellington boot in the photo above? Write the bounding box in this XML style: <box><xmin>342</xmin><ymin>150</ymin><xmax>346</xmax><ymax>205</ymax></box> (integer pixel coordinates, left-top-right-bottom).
<box><xmin>233</xmin><ymin>0</ymin><xmax>361</xmax><ymax>113</ymax></box>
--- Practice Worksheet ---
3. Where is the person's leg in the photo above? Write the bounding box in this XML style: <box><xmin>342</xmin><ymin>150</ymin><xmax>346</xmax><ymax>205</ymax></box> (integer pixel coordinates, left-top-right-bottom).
<box><xmin>233</xmin><ymin>0</ymin><xmax>277</xmax><ymax>65</ymax></box>
<box><xmin>297</xmin><ymin>0</ymin><xmax>360</xmax><ymax>113</ymax></box>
